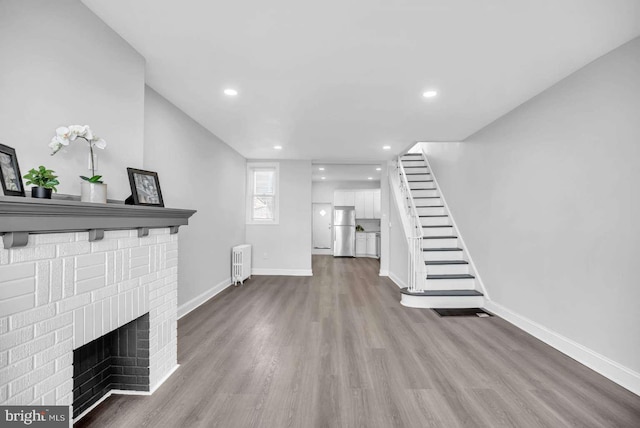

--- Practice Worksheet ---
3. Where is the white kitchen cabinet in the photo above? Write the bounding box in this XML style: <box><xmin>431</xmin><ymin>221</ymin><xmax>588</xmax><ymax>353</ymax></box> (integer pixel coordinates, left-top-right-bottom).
<box><xmin>354</xmin><ymin>191</ymin><xmax>365</xmax><ymax>218</ymax></box>
<box><xmin>366</xmin><ymin>233</ymin><xmax>377</xmax><ymax>257</ymax></box>
<box><xmin>364</xmin><ymin>190</ymin><xmax>375</xmax><ymax>218</ymax></box>
<box><xmin>336</xmin><ymin>189</ymin><xmax>380</xmax><ymax>219</ymax></box>
<box><xmin>334</xmin><ymin>190</ymin><xmax>355</xmax><ymax>206</ymax></box>
<box><xmin>373</xmin><ymin>189</ymin><xmax>381</xmax><ymax>218</ymax></box>
<box><xmin>355</xmin><ymin>233</ymin><xmax>367</xmax><ymax>256</ymax></box>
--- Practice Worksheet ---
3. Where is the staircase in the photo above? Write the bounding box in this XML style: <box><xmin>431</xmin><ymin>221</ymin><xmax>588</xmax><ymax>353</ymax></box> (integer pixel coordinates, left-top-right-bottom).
<box><xmin>393</xmin><ymin>152</ymin><xmax>485</xmax><ymax>308</ymax></box>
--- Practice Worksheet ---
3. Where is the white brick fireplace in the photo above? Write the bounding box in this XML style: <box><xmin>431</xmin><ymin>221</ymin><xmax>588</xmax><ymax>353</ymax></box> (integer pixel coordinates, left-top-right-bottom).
<box><xmin>0</xmin><ymin>197</ymin><xmax>194</xmax><ymax>419</ymax></box>
<box><xmin>0</xmin><ymin>228</ymin><xmax>178</xmax><ymax>411</ymax></box>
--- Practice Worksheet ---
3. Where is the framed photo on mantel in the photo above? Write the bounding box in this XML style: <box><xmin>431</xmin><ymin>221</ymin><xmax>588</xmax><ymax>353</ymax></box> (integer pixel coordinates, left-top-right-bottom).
<box><xmin>125</xmin><ymin>167</ymin><xmax>164</xmax><ymax>207</ymax></box>
<box><xmin>0</xmin><ymin>143</ymin><xmax>25</xmax><ymax>197</ymax></box>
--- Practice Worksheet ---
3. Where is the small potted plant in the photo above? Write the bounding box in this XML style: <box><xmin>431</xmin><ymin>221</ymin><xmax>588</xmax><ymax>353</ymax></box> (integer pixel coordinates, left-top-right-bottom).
<box><xmin>23</xmin><ymin>166</ymin><xmax>59</xmax><ymax>199</ymax></box>
<box><xmin>49</xmin><ymin>125</ymin><xmax>107</xmax><ymax>203</ymax></box>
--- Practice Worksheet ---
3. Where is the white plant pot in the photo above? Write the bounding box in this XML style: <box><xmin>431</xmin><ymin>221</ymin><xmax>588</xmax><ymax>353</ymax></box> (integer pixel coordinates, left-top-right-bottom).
<box><xmin>81</xmin><ymin>181</ymin><xmax>107</xmax><ymax>203</ymax></box>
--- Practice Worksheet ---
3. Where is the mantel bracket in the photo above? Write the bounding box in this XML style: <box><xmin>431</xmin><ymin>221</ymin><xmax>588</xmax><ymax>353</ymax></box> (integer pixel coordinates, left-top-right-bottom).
<box><xmin>88</xmin><ymin>229</ymin><xmax>105</xmax><ymax>242</ymax></box>
<box><xmin>138</xmin><ymin>227</ymin><xmax>150</xmax><ymax>238</ymax></box>
<box><xmin>2</xmin><ymin>232</ymin><xmax>29</xmax><ymax>249</ymax></box>
<box><xmin>169</xmin><ymin>226</ymin><xmax>180</xmax><ymax>234</ymax></box>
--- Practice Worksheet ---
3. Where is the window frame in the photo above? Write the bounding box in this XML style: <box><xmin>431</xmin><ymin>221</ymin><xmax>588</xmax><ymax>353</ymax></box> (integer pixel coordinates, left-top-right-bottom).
<box><xmin>246</xmin><ymin>162</ymin><xmax>280</xmax><ymax>225</ymax></box>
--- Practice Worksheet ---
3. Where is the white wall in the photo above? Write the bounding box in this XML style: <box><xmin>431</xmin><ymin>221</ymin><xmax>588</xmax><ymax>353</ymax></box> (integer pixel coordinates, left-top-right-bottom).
<box><xmin>421</xmin><ymin>37</ymin><xmax>640</xmax><ymax>387</ymax></box>
<box><xmin>379</xmin><ymin>163</ymin><xmax>390</xmax><ymax>276</ymax></box>
<box><xmin>144</xmin><ymin>87</ymin><xmax>246</xmax><ymax>312</ymax></box>
<box><xmin>388</xmin><ymin>185</ymin><xmax>408</xmax><ymax>288</ymax></box>
<box><xmin>0</xmin><ymin>0</ymin><xmax>145</xmax><ymax>198</ymax></box>
<box><xmin>246</xmin><ymin>160</ymin><xmax>312</xmax><ymax>275</ymax></box>
<box><xmin>312</xmin><ymin>180</ymin><xmax>381</xmax><ymax>203</ymax></box>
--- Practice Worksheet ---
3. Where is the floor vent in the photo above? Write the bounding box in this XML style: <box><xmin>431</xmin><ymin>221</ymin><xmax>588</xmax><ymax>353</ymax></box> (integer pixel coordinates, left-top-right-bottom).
<box><xmin>433</xmin><ymin>308</ymin><xmax>492</xmax><ymax>317</ymax></box>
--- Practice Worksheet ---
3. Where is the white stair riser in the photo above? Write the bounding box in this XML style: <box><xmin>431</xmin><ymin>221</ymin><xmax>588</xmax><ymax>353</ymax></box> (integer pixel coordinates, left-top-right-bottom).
<box><xmin>426</xmin><ymin>277</ymin><xmax>475</xmax><ymax>290</ymax></box>
<box><xmin>422</xmin><ymin>227</ymin><xmax>455</xmax><ymax>237</ymax></box>
<box><xmin>423</xmin><ymin>251</ymin><xmax>465</xmax><ymax>261</ymax></box>
<box><xmin>401</xmin><ymin>294</ymin><xmax>485</xmax><ymax>309</ymax></box>
<box><xmin>411</xmin><ymin>189</ymin><xmax>439</xmax><ymax>198</ymax></box>
<box><xmin>426</xmin><ymin>264</ymin><xmax>469</xmax><ymax>275</ymax></box>
<box><xmin>420</xmin><ymin>217</ymin><xmax>450</xmax><ymax>226</ymax></box>
<box><xmin>416</xmin><ymin>207</ymin><xmax>445</xmax><ymax>216</ymax></box>
<box><xmin>406</xmin><ymin>174</ymin><xmax>432</xmax><ymax>181</ymax></box>
<box><xmin>409</xmin><ymin>182</ymin><xmax>436</xmax><ymax>190</ymax></box>
<box><xmin>423</xmin><ymin>237</ymin><xmax>458</xmax><ymax>248</ymax></box>
<box><xmin>403</xmin><ymin>167</ymin><xmax>429</xmax><ymax>174</ymax></box>
<box><xmin>402</xmin><ymin>160</ymin><xmax>426</xmax><ymax>167</ymax></box>
<box><xmin>416</xmin><ymin>199</ymin><xmax>442</xmax><ymax>208</ymax></box>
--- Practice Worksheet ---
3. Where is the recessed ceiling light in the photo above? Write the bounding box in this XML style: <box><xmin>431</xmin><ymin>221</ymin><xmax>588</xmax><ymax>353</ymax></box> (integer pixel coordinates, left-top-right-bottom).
<box><xmin>382</xmin><ymin>145</ymin><xmax>391</xmax><ymax>150</ymax></box>
<box><xmin>224</xmin><ymin>88</ymin><xmax>238</xmax><ymax>96</ymax></box>
<box><xmin>376</xmin><ymin>167</ymin><xmax>381</xmax><ymax>171</ymax></box>
<box><xmin>321</xmin><ymin>176</ymin><xmax>326</xmax><ymax>180</ymax></box>
<box><xmin>318</xmin><ymin>167</ymin><xmax>325</xmax><ymax>171</ymax></box>
<box><xmin>273</xmin><ymin>145</ymin><xmax>282</xmax><ymax>150</ymax></box>
<box><xmin>422</xmin><ymin>90</ymin><xmax>438</xmax><ymax>98</ymax></box>
<box><xmin>367</xmin><ymin>177</ymin><xmax>373</xmax><ymax>180</ymax></box>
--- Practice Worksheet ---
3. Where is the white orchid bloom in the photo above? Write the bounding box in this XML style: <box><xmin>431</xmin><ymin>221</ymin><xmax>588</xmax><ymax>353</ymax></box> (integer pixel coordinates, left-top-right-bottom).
<box><xmin>68</xmin><ymin>125</ymin><xmax>87</xmax><ymax>141</ymax></box>
<box><xmin>84</xmin><ymin>126</ymin><xmax>94</xmax><ymax>141</ymax></box>
<box><xmin>93</xmin><ymin>138</ymin><xmax>107</xmax><ymax>149</ymax></box>
<box><xmin>49</xmin><ymin>137</ymin><xmax>63</xmax><ymax>154</ymax></box>
<box><xmin>56</xmin><ymin>126</ymin><xmax>70</xmax><ymax>138</ymax></box>
<box><xmin>55</xmin><ymin>135</ymin><xmax>70</xmax><ymax>145</ymax></box>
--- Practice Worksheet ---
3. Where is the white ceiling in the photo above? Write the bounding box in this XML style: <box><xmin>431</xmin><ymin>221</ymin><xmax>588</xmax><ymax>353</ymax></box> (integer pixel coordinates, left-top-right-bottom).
<box><xmin>311</xmin><ymin>163</ymin><xmax>382</xmax><ymax>182</ymax></box>
<box><xmin>83</xmin><ymin>0</ymin><xmax>640</xmax><ymax>161</ymax></box>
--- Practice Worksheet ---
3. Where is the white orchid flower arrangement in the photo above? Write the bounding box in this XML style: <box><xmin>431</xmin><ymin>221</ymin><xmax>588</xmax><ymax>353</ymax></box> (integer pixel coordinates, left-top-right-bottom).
<box><xmin>50</xmin><ymin>125</ymin><xmax>107</xmax><ymax>183</ymax></box>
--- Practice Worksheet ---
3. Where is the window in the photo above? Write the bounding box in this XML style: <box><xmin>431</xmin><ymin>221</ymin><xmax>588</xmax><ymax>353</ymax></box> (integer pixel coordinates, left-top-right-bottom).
<box><xmin>246</xmin><ymin>162</ymin><xmax>279</xmax><ymax>224</ymax></box>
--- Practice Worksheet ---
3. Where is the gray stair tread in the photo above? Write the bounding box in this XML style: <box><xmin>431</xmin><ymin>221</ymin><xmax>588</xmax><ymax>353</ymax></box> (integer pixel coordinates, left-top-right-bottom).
<box><xmin>425</xmin><ymin>260</ymin><xmax>469</xmax><ymax>265</ymax></box>
<box><xmin>400</xmin><ymin>288</ymin><xmax>483</xmax><ymax>297</ymax></box>
<box><xmin>403</xmin><ymin>166</ymin><xmax>428</xmax><ymax>168</ymax></box>
<box><xmin>419</xmin><ymin>215</ymin><xmax>448</xmax><ymax>217</ymax></box>
<box><xmin>422</xmin><ymin>225</ymin><xmax>453</xmax><ymax>228</ymax></box>
<box><xmin>409</xmin><ymin>180</ymin><xmax>434</xmax><ymax>183</ymax></box>
<box><xmin>402</xmin><ymin>153</ymin><xmax>422</xmax><ymax>156</ymax></box>
<box><xmin>424</xmin><ymin>236</ymin><xmax>457</xmax><ymax>239</ymax></box>
<box><xmin>423</xmin><ymin>248</ymin><xmax>463</xmax><ymax>251</ymax></box>
<box><xmin>406</xmin><ymin>173</ymin><xmax>431</xmax><ymax>175</ymax></box>
<box><xmin>427</xmin><ymin>274</ymin><xmax>475</xmax><ymax>279</ymax></box>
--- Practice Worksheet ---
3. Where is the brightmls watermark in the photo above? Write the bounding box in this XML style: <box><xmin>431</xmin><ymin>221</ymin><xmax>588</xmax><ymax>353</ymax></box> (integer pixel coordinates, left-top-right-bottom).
<box><xmin>1</xmin><ymin>406</ymin><xmax>70</xmax><ymax>427</ymax></box>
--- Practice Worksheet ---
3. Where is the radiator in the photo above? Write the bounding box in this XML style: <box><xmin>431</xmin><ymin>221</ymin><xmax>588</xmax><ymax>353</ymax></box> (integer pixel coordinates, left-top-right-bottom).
<box><xmin>232</xmin><ymin>244</ymin><xmax>252</xmax><ymax>285</ymax></box>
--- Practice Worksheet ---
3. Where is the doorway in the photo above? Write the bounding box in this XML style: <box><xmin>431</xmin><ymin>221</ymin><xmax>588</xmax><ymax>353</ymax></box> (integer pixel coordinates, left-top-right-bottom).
<box><xmin>312</xmin><ymin>203</ymin><xmax>332</xmax><ymax>255</ymax></box>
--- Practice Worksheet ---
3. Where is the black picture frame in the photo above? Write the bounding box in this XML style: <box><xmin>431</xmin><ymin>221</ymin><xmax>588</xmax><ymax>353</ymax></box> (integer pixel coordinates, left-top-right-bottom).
<box><xmin>0</xmin><ymin>143</ymin><xmax>25</xmax><ymax>197</ymax></box>
<box><xmin>126</xmin><ymin>167</ymin><xmax>164</xmax><ymax>207</ymax></box>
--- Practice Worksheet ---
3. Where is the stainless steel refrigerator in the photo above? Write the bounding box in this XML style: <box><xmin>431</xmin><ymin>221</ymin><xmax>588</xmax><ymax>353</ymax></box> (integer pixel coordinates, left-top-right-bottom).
<box><xmin>333</xmin><ymin>206</ymin><xmax>356</xmax><ymax>257</ymax></box>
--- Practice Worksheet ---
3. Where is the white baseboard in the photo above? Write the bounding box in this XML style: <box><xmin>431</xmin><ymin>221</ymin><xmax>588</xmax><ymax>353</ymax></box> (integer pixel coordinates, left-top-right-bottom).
<box><xmin>312</xmin><ymin>248</ymin><xmax>333</xmax><ymax>255</ymax></box>
<box><xmin>485</xmin><ymin>301</ymin><xmax>640</xmax><ymax>397</ymax></box>
<box><xmin>73</xmin><ymin>364</ymin><xmax>180</xmax><ymax>423</ymax></box>
<box><xmin>149</xmin><ymin>364</ymin><xmax>181</xmax><ymax>394</ymax></box>
<box><xmin>388</xmin><ymin>270</ymin><xmax>407</xmax><ymax>289</ymax></box>
<box><xmin>379</xmin><ymin>269</ymin><xmax>389</xmax><ymax>276</ymax></box>
<box><xmin>252</xmin><ymin>268</ymin><xmax>313</xmax><ymax>276</ymax></box>
<box><xmin>178</xmin><ymin>277</ymin><xmax>232</xmax><ymax>319</ymax></box>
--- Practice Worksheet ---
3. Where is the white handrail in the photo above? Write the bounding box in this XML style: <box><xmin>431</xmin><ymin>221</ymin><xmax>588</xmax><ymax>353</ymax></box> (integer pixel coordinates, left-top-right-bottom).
<box><xmin>396</xmin><ymin>156</ymin><xmax>425</xmax><ymax>292</ymax></box>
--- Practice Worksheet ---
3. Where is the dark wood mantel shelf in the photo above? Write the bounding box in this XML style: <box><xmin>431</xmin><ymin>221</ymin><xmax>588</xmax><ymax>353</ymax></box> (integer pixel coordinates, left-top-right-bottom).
<box><xmin>0</xmin><ymin>195</ymin><xmax>197</xmax><ymax>249</ymax></box>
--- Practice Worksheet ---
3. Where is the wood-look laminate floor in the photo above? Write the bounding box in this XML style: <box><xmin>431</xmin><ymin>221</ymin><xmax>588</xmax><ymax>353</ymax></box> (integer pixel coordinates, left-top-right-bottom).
<box><xmin>77</xmin><ymin>256</ymin><xmax>640</xmax><ymax>428</ymax></box>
